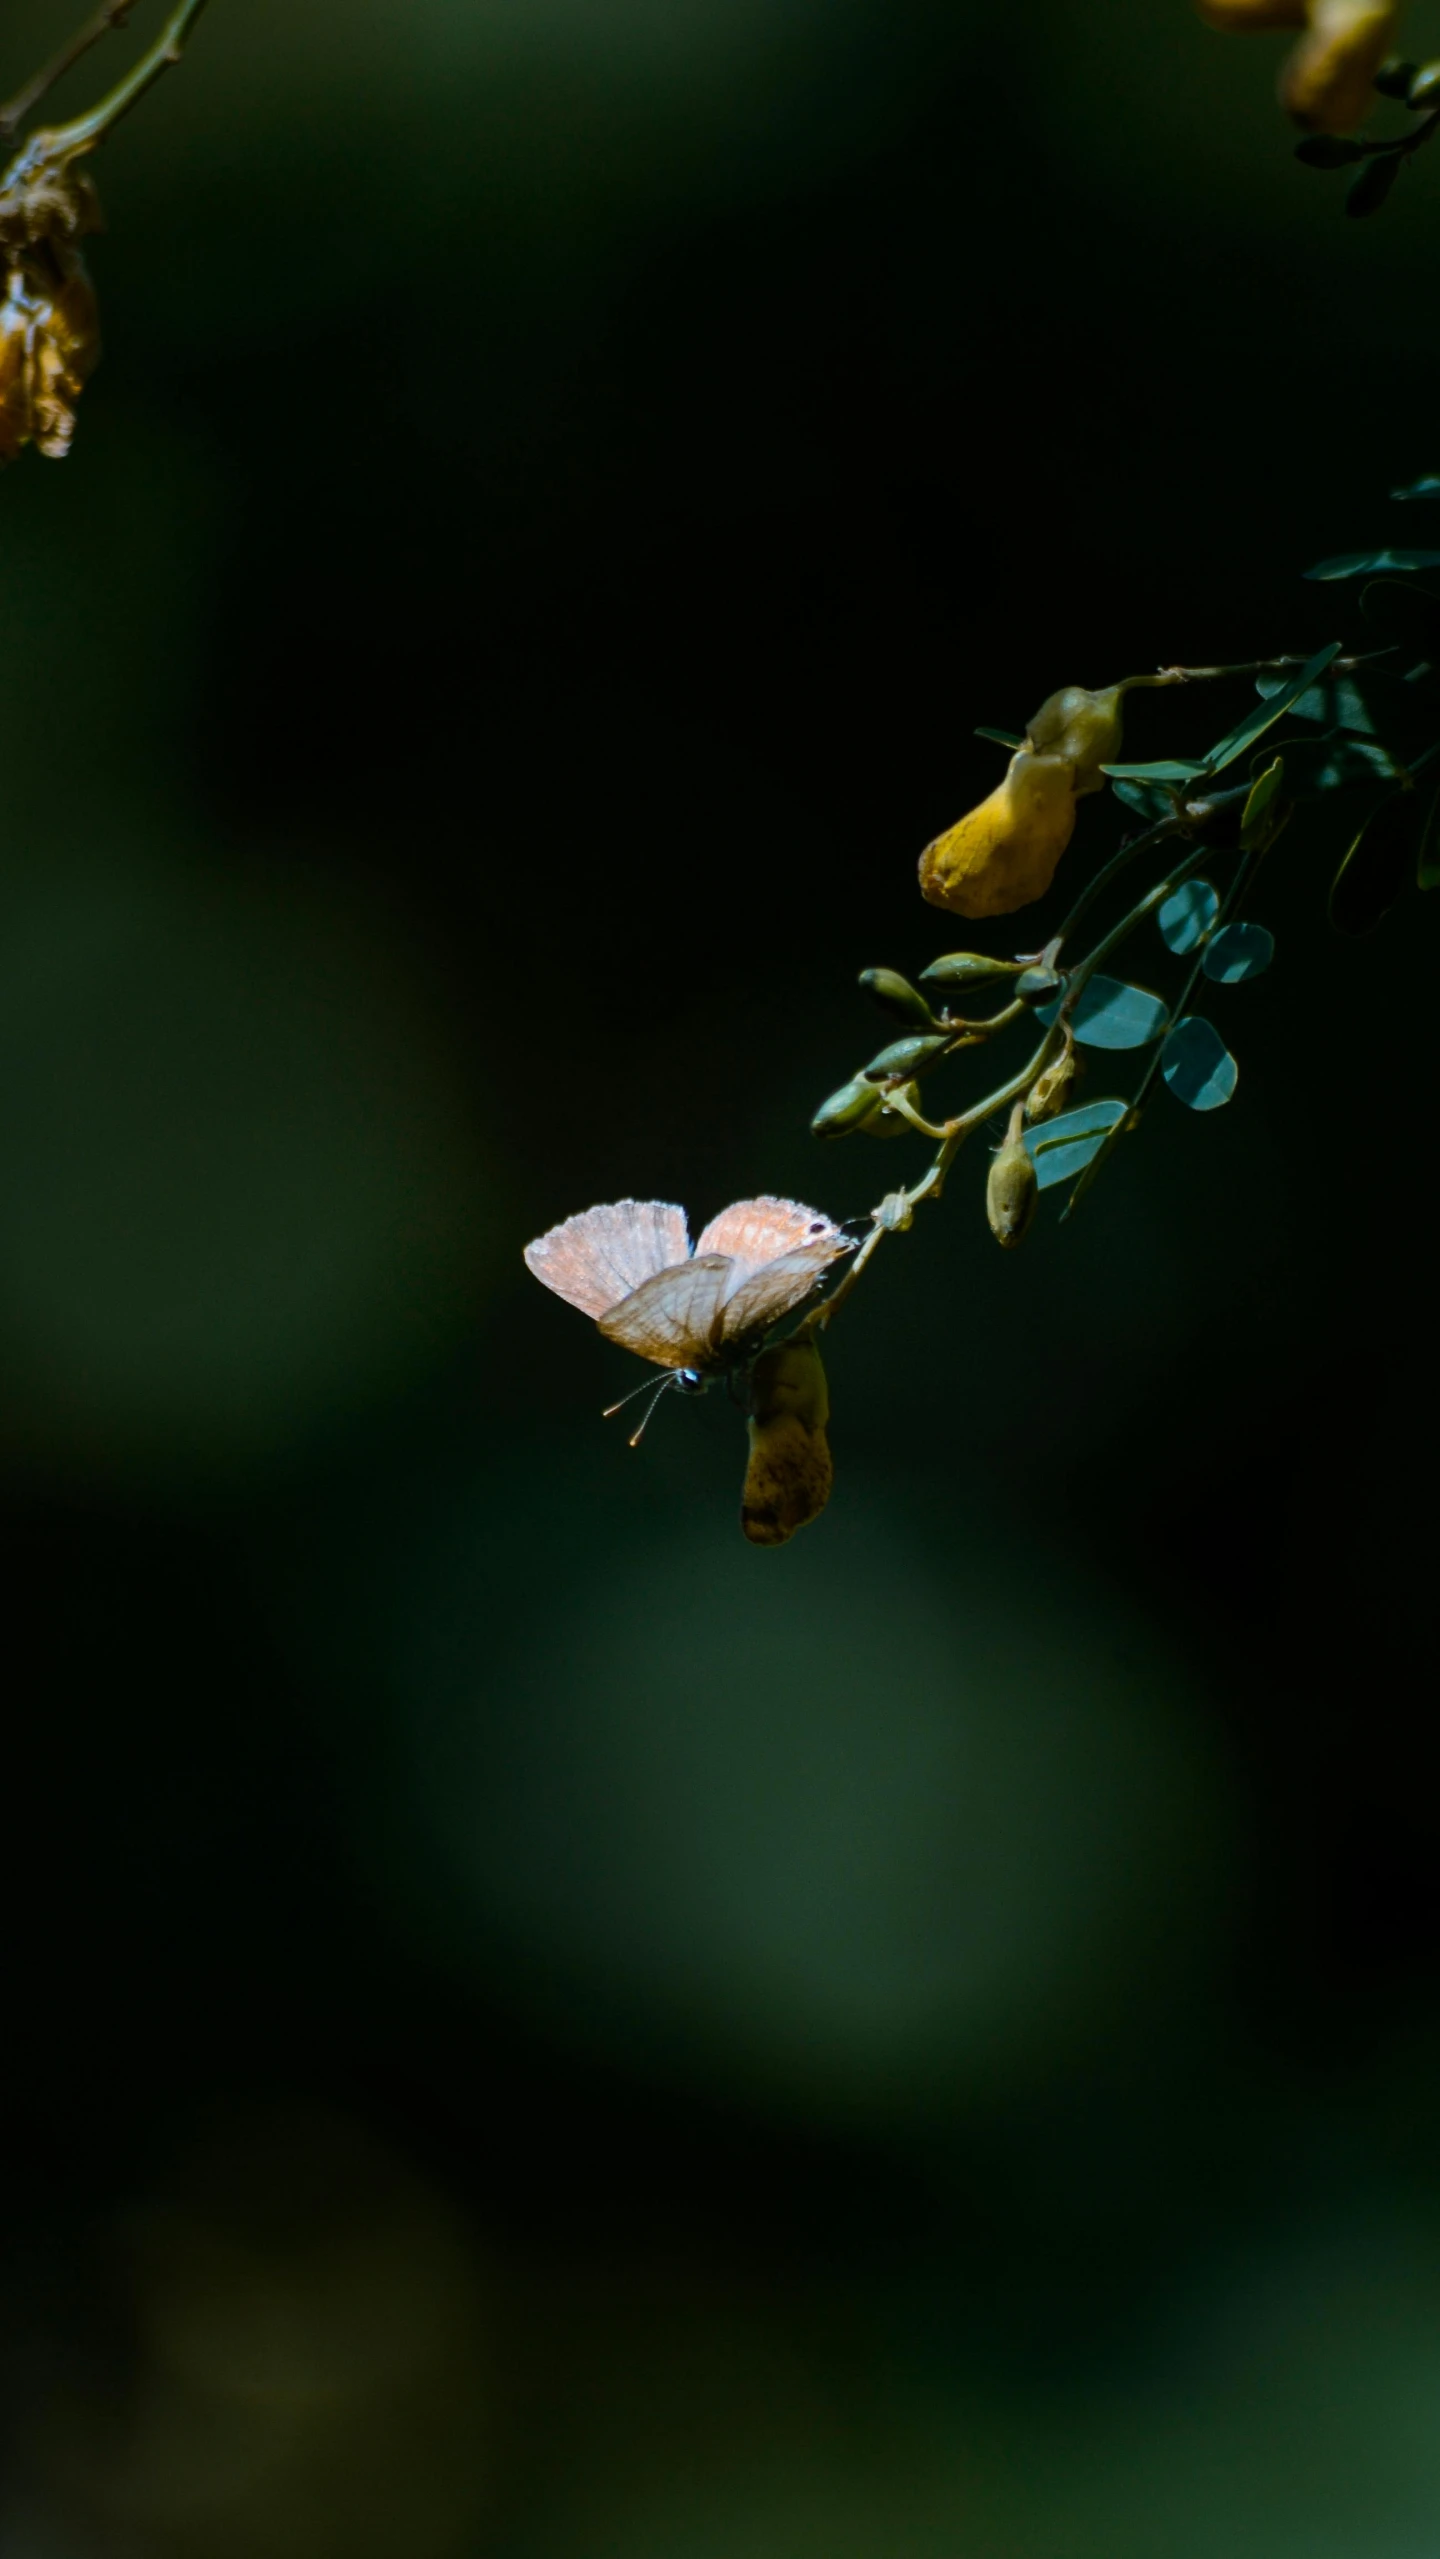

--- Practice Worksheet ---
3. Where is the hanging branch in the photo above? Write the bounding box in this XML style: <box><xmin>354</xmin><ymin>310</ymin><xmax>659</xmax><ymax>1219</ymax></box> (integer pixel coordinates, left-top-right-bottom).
<box><xmin>10</xmin><ymin>0</ymin><xmax>212</xmax><ymax>163</ymax></box>
<box><xmin>1</xmin><ymin>0</ymin><xmax>215</xmax><ymax>465</ymax></box>
<box><xmin>0</xmin><ymin>1</ymin><xmax>140</xmax><ymax>143</ymax></box>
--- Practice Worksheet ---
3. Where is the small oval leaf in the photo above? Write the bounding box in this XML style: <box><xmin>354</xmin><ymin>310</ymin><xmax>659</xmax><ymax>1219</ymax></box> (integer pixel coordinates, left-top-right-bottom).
<box><xmin>1163</xmin><ymin>1017</ymin><xmax>1238</xmax><ymax>1112</ymax></box>
<box><xmin>1025</xmin><ymin>1099</ymin><xmax>1128</xmax><ymax>1158</ymax></box>
<box><xmin>1037</xmin><ymin>975</ymin><xmax>1169</xmax><ymax>1050</ymax></box>
<box><xmin>1392</xmin><ymin>476</ymin><xmax>1440</xmax><ymax>501</ymax></box>
<box><xmin>1203</xmin><ymin>922</ymin><xmax>1275</xmax><ymax>983</ymax></box>
<box><xmin>1028</xmin><ymin>1132</ymin><xmax>1113</xmax><ymax>1192</ymax></box>
<box><xmin>1158</xmin><ymin>879</ymin><xmax>1219</xmax><ymax>955</ymax></box>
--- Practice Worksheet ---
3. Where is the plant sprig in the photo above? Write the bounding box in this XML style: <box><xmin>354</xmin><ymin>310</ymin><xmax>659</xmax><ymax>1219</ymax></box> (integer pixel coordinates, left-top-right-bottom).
<box><xmin>798</xmin><ymin>553</ymin><xmax>1440</xmax><ymax>1344</ymax></box>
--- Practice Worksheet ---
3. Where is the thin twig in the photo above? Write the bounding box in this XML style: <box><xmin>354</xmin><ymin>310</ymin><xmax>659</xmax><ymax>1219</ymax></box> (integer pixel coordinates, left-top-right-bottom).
<box><xmin>19</xmin><ymin>0</ymin><xmax>209</xmax><ymax>159</ymax></box>
<box><xmin>0</xmin><ymin>0</ymin><xmax>139</xmax><ymax>141</ymax></box>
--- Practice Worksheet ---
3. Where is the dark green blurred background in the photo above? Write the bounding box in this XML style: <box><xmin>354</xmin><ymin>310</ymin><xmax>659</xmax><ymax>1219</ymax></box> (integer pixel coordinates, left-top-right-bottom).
<box><xmin>4</xmin><ymin>0</ymin><xmax>1440</xmax><ymax>2549</ymax></box>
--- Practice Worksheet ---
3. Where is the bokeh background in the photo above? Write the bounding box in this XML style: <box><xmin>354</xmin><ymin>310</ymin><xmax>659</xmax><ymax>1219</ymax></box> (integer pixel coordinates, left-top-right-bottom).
<box><xmin>4</xmin><ymin>0</ymin><xmax>1440</xmax><ymax>2550</ymax></box>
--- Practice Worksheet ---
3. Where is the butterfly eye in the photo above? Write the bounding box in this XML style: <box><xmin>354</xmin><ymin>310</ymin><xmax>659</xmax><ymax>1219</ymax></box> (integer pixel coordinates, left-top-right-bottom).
<box><xmin>675</xmin><ymin>1368</ymin><xmax>706</xmax><ymax>1395</ymax></box>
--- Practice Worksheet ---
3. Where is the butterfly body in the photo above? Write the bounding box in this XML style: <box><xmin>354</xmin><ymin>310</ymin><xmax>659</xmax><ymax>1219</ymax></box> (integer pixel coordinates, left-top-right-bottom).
<box><xmin>523</xmin><ymin>1195</ymin><xmax>851</xmax><ymax>1379</ymax></box>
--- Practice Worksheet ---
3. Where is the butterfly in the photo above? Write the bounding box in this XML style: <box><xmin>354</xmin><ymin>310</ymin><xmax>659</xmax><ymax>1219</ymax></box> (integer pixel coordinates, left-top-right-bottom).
<box><xmin>523</xmin><ymin>1195</ymin><xmax>851</xmax><ymax>1421</ymax></box>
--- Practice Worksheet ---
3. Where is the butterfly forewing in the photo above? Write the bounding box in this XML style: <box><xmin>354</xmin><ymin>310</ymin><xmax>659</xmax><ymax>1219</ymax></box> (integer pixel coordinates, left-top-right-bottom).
<box><xmin>696</xmin><ymin>1195</ymin><xmax>847</xmax><ymax>1275</ymax></box>
<box><xmin>523</xmin><ymin>1200</ymin><xmax>690</xmax><ymax>1319</ymax></box>
<box><xmin>596</xmin><ymin>1255</ymin><xmax>734</xmax><ymax>1367</ymax></box>
<box><xmin>718</xmin><ymin>1239</ymin><xmax>849</xmax><ymax>1346</ymax></box>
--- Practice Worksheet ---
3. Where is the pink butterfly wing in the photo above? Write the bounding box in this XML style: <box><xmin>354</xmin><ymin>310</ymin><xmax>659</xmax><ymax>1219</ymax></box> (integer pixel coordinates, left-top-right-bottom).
<box><xmin>523</xmin><ymin>1200</ymin><xmax>691</xmax><ymax>1320</ymax></box>
<box><xmin>596</xmin><ymin>1255</ymin><xmax>734</xmax><ymax>1368</ymax></box>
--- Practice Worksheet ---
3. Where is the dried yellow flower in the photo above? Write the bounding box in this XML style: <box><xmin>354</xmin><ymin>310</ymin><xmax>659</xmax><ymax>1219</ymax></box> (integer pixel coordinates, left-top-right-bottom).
<box><xmin>0</xmin><ymin>145</ymin><xmax>102</xmax><ymax>463</ymax></box>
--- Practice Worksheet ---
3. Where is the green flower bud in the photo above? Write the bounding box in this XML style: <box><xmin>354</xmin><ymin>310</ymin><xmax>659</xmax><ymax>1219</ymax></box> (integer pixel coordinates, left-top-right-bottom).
<box><xmin>861</xmin><ymin>1080</ymin><xmax>924</xmax><ymax>1138</ymax></box>
<box><xmin>812</xmin><ymin>1077</ymin><xmax>883</xmax><ymax>1137</ymax></box>
<box><xmin>858</xmin><ymin>968</ymin><xmax>936</xmax><ymax>1026</ymax></box>
<box><xmin>986</xmin><ymin>1114</ymin><xmax>1038</xmax><ymax>1249</ymax></box>
<box><xmin>1408</xmin><ymin>57</ymin><xmax>1440</xmax><ymax>101</ymax></box>
<box><xmin>862</xmin><ymin>1033</ymin><xmax>953</xmax><ymax>1080</ymax></box>
<box><xmin>1372</xmin><ymin>53</ymin><xmax>1417</xmax><ymax>94</ymax></box>
<box><xmin>1015</xmin><ymin>964</ymin><xmax>1064</xmax><ymax>1006</ymax></box>
<box><xmin>919</xmin><ymin>952</ymin><xmax>1024</xmax><ymax>988</ymax></box>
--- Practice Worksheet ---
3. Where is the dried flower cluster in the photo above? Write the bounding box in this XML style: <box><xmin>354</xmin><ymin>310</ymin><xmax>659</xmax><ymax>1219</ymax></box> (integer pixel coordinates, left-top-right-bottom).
<box><xmin>0</xmin><ymin>144</ymin><xmax>102</xmax><ymax>462</ymax></box>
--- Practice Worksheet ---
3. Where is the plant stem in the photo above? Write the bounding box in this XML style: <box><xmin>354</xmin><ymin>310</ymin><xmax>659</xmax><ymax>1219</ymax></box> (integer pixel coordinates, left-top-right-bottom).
<box><xmin>20</xmin><ymin>0</ymin><xmax>209</xmax><ymax>158</ymax></box>
<box><xmin>0</xmin><ymin>0</ymin><xmax>139</xmax><ymax>140</ymax></box>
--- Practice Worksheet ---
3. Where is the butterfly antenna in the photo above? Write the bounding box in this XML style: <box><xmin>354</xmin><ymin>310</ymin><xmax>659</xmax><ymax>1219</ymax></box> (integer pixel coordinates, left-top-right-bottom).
<box><xmin>624</xmin><ymin>1374</ymin><xmax>679</xmax><ymax>1448</ymax></box>
<box><xmin>603</xmin><ymin>1371</ymin><xmax>669</xmax><ymax>1421</ymax></box>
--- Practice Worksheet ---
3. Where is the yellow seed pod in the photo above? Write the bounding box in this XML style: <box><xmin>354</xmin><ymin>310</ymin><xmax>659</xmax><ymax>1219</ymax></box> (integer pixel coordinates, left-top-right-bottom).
<box><xmin>919</xmin><ymin>750</ymin><xmax>1077</xmax><ymax>921</ymax></box>
<box><xmin>986</xmin><ymin>1109</ymin><xmax>1038</xmax><ymax>1249</ymax></box>
<box><xmin>1282</xmin><ymin>0</ymin><xmax>1398</xmax><ymax>127</ymax></box>
<box><xmin>1024</xmin><ymin>684</ymin><xmax>1126</xmax><ymax>798</ymax></box>
<box><xmin>742</xmin><ymin>1340</ymin><xmax>832</xmax><ymax>1546</ymax></box>
<box><xmin>1194</xmin><ymin>0</ymin><xmax>1306</xmax><ymax>26</ymax></box>
<box><xmin>749</xmin><ymin>1338</ymin><xmax>830</xmax><ymax>1430</ymax></box>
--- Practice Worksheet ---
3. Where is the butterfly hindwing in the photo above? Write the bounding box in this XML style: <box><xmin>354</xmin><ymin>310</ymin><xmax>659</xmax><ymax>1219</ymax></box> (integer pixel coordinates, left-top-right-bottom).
<box><xmin>718</xmin><ymin>1239</ymin><xmax>850</xmax><ymax>1348</ymax></box>
<box><xmin>523</xmin><ymin>1200</ymin><xmax>690</xmax><ymax>1319</ymax></box>
<box><xmin>596</xmin><ymin>1255</ymin><xmax>734</xmax><ymax>1367</ymax></box>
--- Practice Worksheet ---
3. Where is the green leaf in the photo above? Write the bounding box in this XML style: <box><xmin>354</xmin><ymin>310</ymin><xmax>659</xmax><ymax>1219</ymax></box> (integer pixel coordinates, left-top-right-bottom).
<box><xmin>1345</xmin><ymin>155</ymin><xmax>1401</xmax><ymax>219</ymax></box>
<box><xmin>1242</xmin><ymin>755</ymin><xmax>1286</xmax><ymax>846</ymax></box>
<box><xmin>1282</xmin><ymin>731</ymin><xmax>1399</xmax><ymax>793</ymax></box>
<box><xmin>1111</xmin><ymin>777</ymin><xmax>1175</xmax><ymax>823</ymax></box>
<box><xmin>1200</xmin><ymin>643</ymin><xmax>1342</xmax><ymax>777</ymax></box>
<box><xmin>1392</xmin><ymin>476</ymin><xmax>1440</xmax><ymax>501</ymax></box>
<box><xmin>1418</xmin><ymin>783</ymin><xmax>1440</xmax><ymax>890</ymax></box>
<box><xmin>1025</xmin><ymin>1100</ymin><xmax>1128</xmax><ymax>1194</ymax></box>
<box><xmin>1162</xmin><ymin>1017</ymin><xmax>1238</xmax><ymax>1112</ymax></box>
<box><xmin>1306</xmin><ymin>550</ymin><xmax>1440</xmax><ymax>581</ymax></box>
<box><xmin>1101</xmin><ymin>759</ymin><xmax>1204</xmax><ymax>783</ymax></box>
<box><xmin>1203</xmin><ymin>922</ymin><xmax>1274</xmax><ymax>983</ymax></box>
<box><xmin>1157</xmin><ymin>879</ymin><xmax>1219</xmax><ymax>955</ymax></box>
<box><xmin>1329</xmin><ymin>790</ymin><xmax>1422</xmax><ymax>935</ymax></box>
<box><xmin>1253</xmin><ymin>669</ymin><xmax>1375</xmax><ymax>732</ymax></box>
<box><xmin>1253</xmin><ymin>675</ymin><xmax>1327</xmax><ymax>722</ymax></box>
<box><xmin>1036</xmin><ymin>974</ymin><xmax>1169</xmax><ymax>1050</ymax></box>
<box><xmin>974</xmin><ymin>726</ymin><xmax>1024</xmax><ymax>750</ymax></box>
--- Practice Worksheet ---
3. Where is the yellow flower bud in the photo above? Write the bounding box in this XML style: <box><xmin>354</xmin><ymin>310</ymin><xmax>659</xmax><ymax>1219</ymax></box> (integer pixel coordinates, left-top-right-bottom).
<box><xmin>1024</xmin><ymin>684</ymin><xmax>1126</xmax><ymax>798</ymax></box>
<box><xmin>742</xmin><ymin>1341</ymin><xmax>832</xmax><ymax>1545</ymax></box>
<box><xmin>986</xmin><ymin>1108</ymin><xmax>1038</xmax><ymax>1249</ymax></box>
<box><xmin>1194</xmin><ymin>0</ymin><xmax>1306</xmax><ymax>26</ymax></box>
<box><xmin>919</xmin><ymin>750</ymin><xmax>1077</xmax><ymax>921</ymax></box>
<box><xmin>1024</xmin><ymin>1045</ymin><xmax>1079</xmax><ymax>1125</ymax></box>
<box><xmin>1282</xmin><ymin>0</ymin><xmax>1398</xmax><ymax>128</ymax></box>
